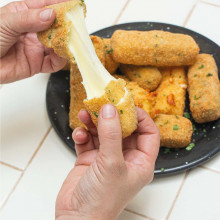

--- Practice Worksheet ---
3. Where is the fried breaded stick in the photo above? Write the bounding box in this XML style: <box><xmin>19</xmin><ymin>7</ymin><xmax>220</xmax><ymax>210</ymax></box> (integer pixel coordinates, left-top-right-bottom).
<box><xmin>84</xmin><ymin>79</ymin><xmax>137</xmax><ymax>138</ymax></box>
<box><xmin>38</xmin><ymin>0</ymin><xmax>86</xmax><ymax>60</ymax></box>
<box><xmin>188</xmin><ymin>54</ymin><xmax>220</xmax><ymax>123</ymax></box>
<box><xmin>103</xmin><ymin>38</ymin><xmax>120</xmax><ymax>74</ymax></box>
<box><xmin>111</xmin><ymin>30</ymin><xmax>199</xmax><ymax>66</ymax></box>
<box><xmin>154</xmin><ymin>114</ymin><xmax>193</xmax><ymax>148</ymax></box>
<box><xmin>69</xmin><ymin>63</ymin><xmax>87</xmax><ymax>129</ymax></box>
<box><xmin>152</xmin><ymin>67</ymin><xmax>187</xmax><ymax>117</ymax></box>
<box><xmin>38</xmin><ymin>1</ymin><xmax>137</xmax><ymax>138</ymax></box>
<box><xmin>120</xmin><ymin>64</ymin><xmax>162</xmax><ymax>91</ymax></box>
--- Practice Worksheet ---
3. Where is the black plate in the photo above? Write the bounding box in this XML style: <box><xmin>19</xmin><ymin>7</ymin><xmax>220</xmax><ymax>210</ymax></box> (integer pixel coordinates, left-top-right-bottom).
<box><xmin>46</xmin><ymin>22</ymin><xmax>220</xmax><ymax>176</ymax></box>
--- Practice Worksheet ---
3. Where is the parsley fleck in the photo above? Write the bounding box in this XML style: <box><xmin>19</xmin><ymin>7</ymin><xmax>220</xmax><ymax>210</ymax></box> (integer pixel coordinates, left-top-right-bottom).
<box><xmin>94</xmin><ymin>112</ymin><xmax>98</xmax><ymax>118</ymax></box>
<box><xmin>186</xmin><ymin>143</ymin><xmax>195</xmax><ymax>151</ymax></box>
<box><xmin>176</xmin><ymin>115</ymin><xmax>179</xmax><ymax>119</ymax></box>
<box><xmin>183</xmin><ymin>112</ymin><xmax>190</xmax><ymax>119</ymax></box>
<box><xmin>155</xmin><ymin>59</ymin><xmax>158</xmax><ymax>63</ymax></box>
<box><xmin>48</xmin><ymin>35</ymin><xmax>51</xmax><ymax>39</ymax></box>
<box><xmin>173</xmin><ymin>124</ymin><xmax>179</xmax><ymax>130</ymax></box>
<box><xmin>120</xmin><ymin>110</ymin><xmax>123</xmax><ymax>114</ymax></box>
<box><xmin>206</xmin><ymin>73</ymin><xmax>213</xmax><ymax>77</ymax></box>
<box><xmin>155</xmin><ymin>44</ymin><xmax>158</xmax><ymax>48</ymax></box>
<box><xmin>163</xmin><ymin>148</ymin><xmax>171</xmax><ymax>154</ymax></box>
<box><xmin>60</xmin><ymin>38</ymin><xmax>65</xmax><ymax>42</ymax></box>
<box><xmin>55</xmin><ymin>18</ymin><xmax>58</xmax><ymax>24</ymax></box>
<box><xmin>194</xmin><ymin>74</ymin><xmax>197</xmax><ymax>77</ymax></box>
<box><xmin>203</xmin><ymin>128</ymin><xmax>206</xmax><ymax>133</ymax></box>
<box><xmin>164</xmin><ymin>120</ymin><xmax>169</xmax><ymax>125</ymax></box>
<box><xmin>194</xmin><ymin>95</ymin><xmax>201</xmax><ymax>100</ymax></box>
<box><xmin>198</xmin><ymin>64</ymin><xmax>204</xmax><ymax>69</ymax></box>
<box><xmin>161</xmin><ymin>168</ymin><xmax>165</xmax><ymax>172</ymax></box>
<box><xmin>106</xmin><ymin>48</ymin><xmax>113</xmax><ymax>54</ymax></box>
<box><xmin>112</xmin><ymin>99</ymin><xmax>114</xmax><ymax>103</ymax></box>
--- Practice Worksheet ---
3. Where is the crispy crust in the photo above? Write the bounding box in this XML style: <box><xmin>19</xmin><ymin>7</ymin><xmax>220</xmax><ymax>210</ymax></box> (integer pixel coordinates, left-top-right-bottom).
<box><xmin>84</xmin><ymin>79</ymin><xmax>138</xmax><ymax>138</ymax></box>
<box><xmin>90</xmin><ymin>35</ymin><xmax>106</xmax><ymax>66</ymax></box>
<box><xmin>113</xmin><ymin>74</ymin><xmax>156</xmax><ymax>116</ymax></box>
<box><xmin>154</xmin><ymin>114</ymin><xmax>193</xmax><ymax>148</ymax></box>
<box><xmin>37</xmin><ymin>0</ymin><xmax>86</xmax><ymax>60</ymax></box>
<box><xmin>111</xmin><ymin>30</ymin><xmax>199</xmax><ymax>66</ymax></box>
<box><xmin>103</xmin><ymin>38</ymin><xmax>120</xmax><ymax>74</ymax></box>
<box><xmin>69</xmin><ymin>63</ymin><xmax>87</xmax><ymax>129</ymax></box>
<box><xmin>120</xmin><ymin>64</ymin><xmax>162</xmax><ymax>91</ymax></box>
<box><xmin>188</xmin><ymin>54</ymin><xmax>220</xmax><ymax>123</ymax></box>
<box><xmin>152</xmin><ymin>67</ymin><xmax>187</xmax><ymax>117</ymax></box>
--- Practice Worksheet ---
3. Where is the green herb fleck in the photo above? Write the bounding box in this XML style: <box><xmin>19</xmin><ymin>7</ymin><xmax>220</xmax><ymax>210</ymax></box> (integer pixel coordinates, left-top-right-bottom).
<box><xmin>164</xmin><ymin>120</ymin><xmax>169</xmax><ymax>125</ymax></box>
<box><xmin>176</xmin><ymin>115</ymin><xmax>179</xmax><ymax>119</ymax></box>
<box><xmin>186</xmin><ymin>143</ymin><xmax>195</xmax><ymax>151</ymax></box>
<box><xmin>206</xmin><ymin>73</ymin><xmax>213</xmax><ymax>77</ymax></box>
<box><xmin>48</xmin><ymin>35</ymin><xmax>51</xmax><ymax>40</ymax></box>
<box><xmin>112</xmin><ymin>99</ymin><xmax>114</xmax><ymax>103</ymax></box>
<box><xmin>163</xmin><ymin>148</ymin><xmax>171</xmax><ymax>154</ymax></box>
<box><xmin>155</xmin><ymin>59</ymin><xmax>158</xmax><ymax>63</ymax></box>
<box><xmin>173</xmin><ymin>124</ymin><xmax>179</xmax><ymax>130</ymax></box>
<box><xmin>106</xmin><ymin>48</ymin><xmax>113</xmax><ymax>54</ymax></box>
<box><xmin>55</xmin><ymin>18</ymin><xmax>58</xmax><ymax>24</ymax></box>
<box><xmin>203</xmin><ymin>128</ymin><xmax>206</xmax><ymax>133</ymax></box>
<box><xmin>60</xmin><ymin>38</ymin><xmax>65</xmax><ymax>42</ymax></box>
<box><xmin>120</xmin><ymin>110</ymin><xmax>123</xmax><ymax>114</ymax></box>
<box><xmin>198</xmin><ymin>64</ymin><xmax>204</xmax><ymax>69</ymax></box>
<box><xmin>194</xmin><ymin>74</ymin><xmax>197</xmax><ymax>77</ymax></box>
<box><xmin>161</xmin><ymin>168</ymin><xmax>165</xmax><ymax>172</ymax></box>
<box><xmin>94</xmin><ymin>112</ymin><xmax>98</xmax><ymax>118</ymax></box>
<box><xmin>194</xmin><ymin>95</ymin><xmax>201</xmax><ymax>100</ymax></box>
<box><xmin>104</xmin><ymin>45</ymin><xmax>108</xmax><ymax>48</ymax></box>
<box><xmin>155</xmin><ymin>44</ymin><xmax>158</xmax><ymax>48</ymax></box>
<box><xmin>183</xmin><ymin>112</ymin><xmax>190</xmax><ymax>119</ymax></box>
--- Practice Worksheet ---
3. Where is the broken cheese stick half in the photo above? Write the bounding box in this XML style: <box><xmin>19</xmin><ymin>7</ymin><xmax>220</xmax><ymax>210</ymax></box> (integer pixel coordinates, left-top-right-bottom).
<box><xmin>37</xmin><ymin>0</ymin><xmax>137</xmax><ymax>138</ymax></box>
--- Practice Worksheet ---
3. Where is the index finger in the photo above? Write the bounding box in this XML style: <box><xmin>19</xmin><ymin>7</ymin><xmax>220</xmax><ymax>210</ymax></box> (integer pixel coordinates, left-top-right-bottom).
<box><xmin>136</xmin><ymin>107</ymin><xmax>160</xmax><ymax>162</ymax></box>
<box><xmin>25</xmin><ymin>0</ymin><xmax>70</xmax><ymax>9</ymax></box>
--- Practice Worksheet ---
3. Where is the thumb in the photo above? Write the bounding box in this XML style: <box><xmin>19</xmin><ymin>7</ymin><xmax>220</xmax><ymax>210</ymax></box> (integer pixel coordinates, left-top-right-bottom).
<box><xmin>98</xmin><ymin>104</ymin><xmax>123</xmax><ymax>158</ymax></box>
<box><xmin>0</xmin><ymin>8</ymin><xmax>55</xmax><ymax>57</ymax></box>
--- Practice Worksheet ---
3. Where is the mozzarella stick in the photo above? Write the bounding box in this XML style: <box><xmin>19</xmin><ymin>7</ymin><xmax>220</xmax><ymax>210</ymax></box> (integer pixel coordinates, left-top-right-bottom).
<box><xmin>103</xmin><ymin>38</ymin><xmax>120</xmax><ymax>74</ymax></box>
<box><xmin>188</xmin><ymin>54</ymin><xmax>220</xmax><ymax>123</ymax></box>
<box><xmin>111</xmin><ymin>30</ymin><xmax>199</xmax><ymax>66</ymax></box>
<box><xmin>154</xmin><ymin>114</ymin><xmax>193</xmax><ymax>148</ymax></box>
<box><xmin>69</xmin><ymin>63</ymin><xmax>87</xmax><ymax>129</ymax></box>
<box><xmin>152</xmin><ymin>67</ymin><xmax>187</xmax><ymax>117</ymax></box>
<box><xmin>120</xmin><ymin>64</ymin><xmax>162</xmax><ymax>91</ymax></box>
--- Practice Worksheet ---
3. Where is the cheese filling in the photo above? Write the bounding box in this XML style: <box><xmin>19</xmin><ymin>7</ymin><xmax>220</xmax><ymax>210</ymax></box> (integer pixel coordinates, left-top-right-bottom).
<box><xmin>66</xmin><ymin>5</ymin><xmax>116</xmax><ymax>100</ymax></box>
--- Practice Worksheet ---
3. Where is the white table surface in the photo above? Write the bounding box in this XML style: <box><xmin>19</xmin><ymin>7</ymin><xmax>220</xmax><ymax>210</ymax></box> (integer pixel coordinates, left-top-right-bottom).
<box><xmin>1</xmin><ymin>0</ymin><xmax>220</xmax><ymax>219</ymax></box>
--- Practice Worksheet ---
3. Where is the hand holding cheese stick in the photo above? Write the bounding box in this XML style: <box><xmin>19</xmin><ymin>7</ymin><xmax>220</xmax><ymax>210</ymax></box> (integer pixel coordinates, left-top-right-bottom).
<box><xmin>56</xmin><ymin>106</ymin><xmax>160</xmax><ymax>220</ymax></box>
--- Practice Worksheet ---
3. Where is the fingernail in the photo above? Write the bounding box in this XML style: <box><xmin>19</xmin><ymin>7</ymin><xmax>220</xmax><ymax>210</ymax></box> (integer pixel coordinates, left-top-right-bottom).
<box><xmin>76</xmin><ymin>130</ymin><xmax>84</xmax><ymax>137</ymax></box>
<box><xmin>102</xmin><ymin>104</ymin><xmax>116</xmax><ymax>118</ymax></box>
<box><xmin>40</xmin><ymin>9</ymin><xmax>53</xmax><ymax>22</ymax></box>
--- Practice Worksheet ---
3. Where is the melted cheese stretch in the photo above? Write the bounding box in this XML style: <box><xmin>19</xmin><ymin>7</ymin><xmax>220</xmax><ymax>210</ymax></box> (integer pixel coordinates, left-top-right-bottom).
<box><xmin>66</xmin><ymin>5</ymin><xmax>115</xmax><ymax>100</ymax></box>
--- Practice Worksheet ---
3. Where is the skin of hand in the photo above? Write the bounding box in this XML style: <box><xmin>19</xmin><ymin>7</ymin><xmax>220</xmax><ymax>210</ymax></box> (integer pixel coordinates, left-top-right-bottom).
<box><xmin>0</xmin><ymin>0</ymin><xmax>69</xmax><ymax>84</ymax></box>
<box><xmin>56</xmin><ymin>104</ymin><xmax>160</xmax><ymax>220</ymax></box>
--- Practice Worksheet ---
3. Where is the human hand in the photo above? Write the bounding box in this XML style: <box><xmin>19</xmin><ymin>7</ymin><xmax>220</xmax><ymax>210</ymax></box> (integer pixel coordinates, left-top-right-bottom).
<box><xmin>56</xmin><ymin>105</ymin><xmax>160</xmax><ymax>220</ymax></box>
<box><xmin>0</xmin><ymin>0</ymin><xmax>68</xmax><ymax>84</ymax></box>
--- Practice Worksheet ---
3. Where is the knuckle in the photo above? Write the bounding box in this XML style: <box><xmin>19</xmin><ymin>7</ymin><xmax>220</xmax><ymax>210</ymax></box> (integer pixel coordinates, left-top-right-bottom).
<box><xmin>102</xmin><ymin>129</ymin><xmax>121</xmax><ymax>141</ymax></box>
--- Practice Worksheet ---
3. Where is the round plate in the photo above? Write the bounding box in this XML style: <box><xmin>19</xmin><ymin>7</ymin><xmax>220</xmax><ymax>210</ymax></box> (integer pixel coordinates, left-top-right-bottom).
<box><xmin>46</xmin><ymin>22</ymin><xmax>220</xmax><ymax>176</ymax></box>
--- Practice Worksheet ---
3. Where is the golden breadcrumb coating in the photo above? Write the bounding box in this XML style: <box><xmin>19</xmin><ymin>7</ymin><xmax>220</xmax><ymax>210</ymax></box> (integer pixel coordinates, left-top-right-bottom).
<box><xmin>152</xmin><ymin>67</ymin><xmax>187</xmax><ymax>117</ymax></box>
<box><xmin>154</xmin><ymin>114</ymin><xmax>193</xmax><ymax>148</ymax></box>
<box><xmin>103</xmin><ymin>38</ymin><xmax>120</xmax><ymax>74</ymax></box>
<box><xmin>69</xmin><ymin>63</ymin><xmax>87</xmax><ymax>129</ymax></box>
<box><xmin>84</xmin><ymin>79</ymin><xmax>138</xmax><ymax>138</ymax></box>
<box><xmin>113</xmin><ymin>74</ymin><xmax>156</xmax><ymax>116</ymax></box>
<box><xmin>120</xmin><ymin>64</ymin><xmax>162</xmax><ymax>91</ymax></box>
<box><xmin>111</xmin><ymin>30</ymin><xmax>199</xmax><ymax>66</ymax></box>
<box><xmin>37</xmin><ymin>0</ymin><xmax>86</xmax><ymax>60</ymax></box>
<box><xmin>188</xmin><ymin>54</ymin><xmax>220</xmax><ymax>123</ymax></box>
<box><xmin>90</xmin><ymin>35</ymin><xmax>106</xmax><ymax>66</ymax></box>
